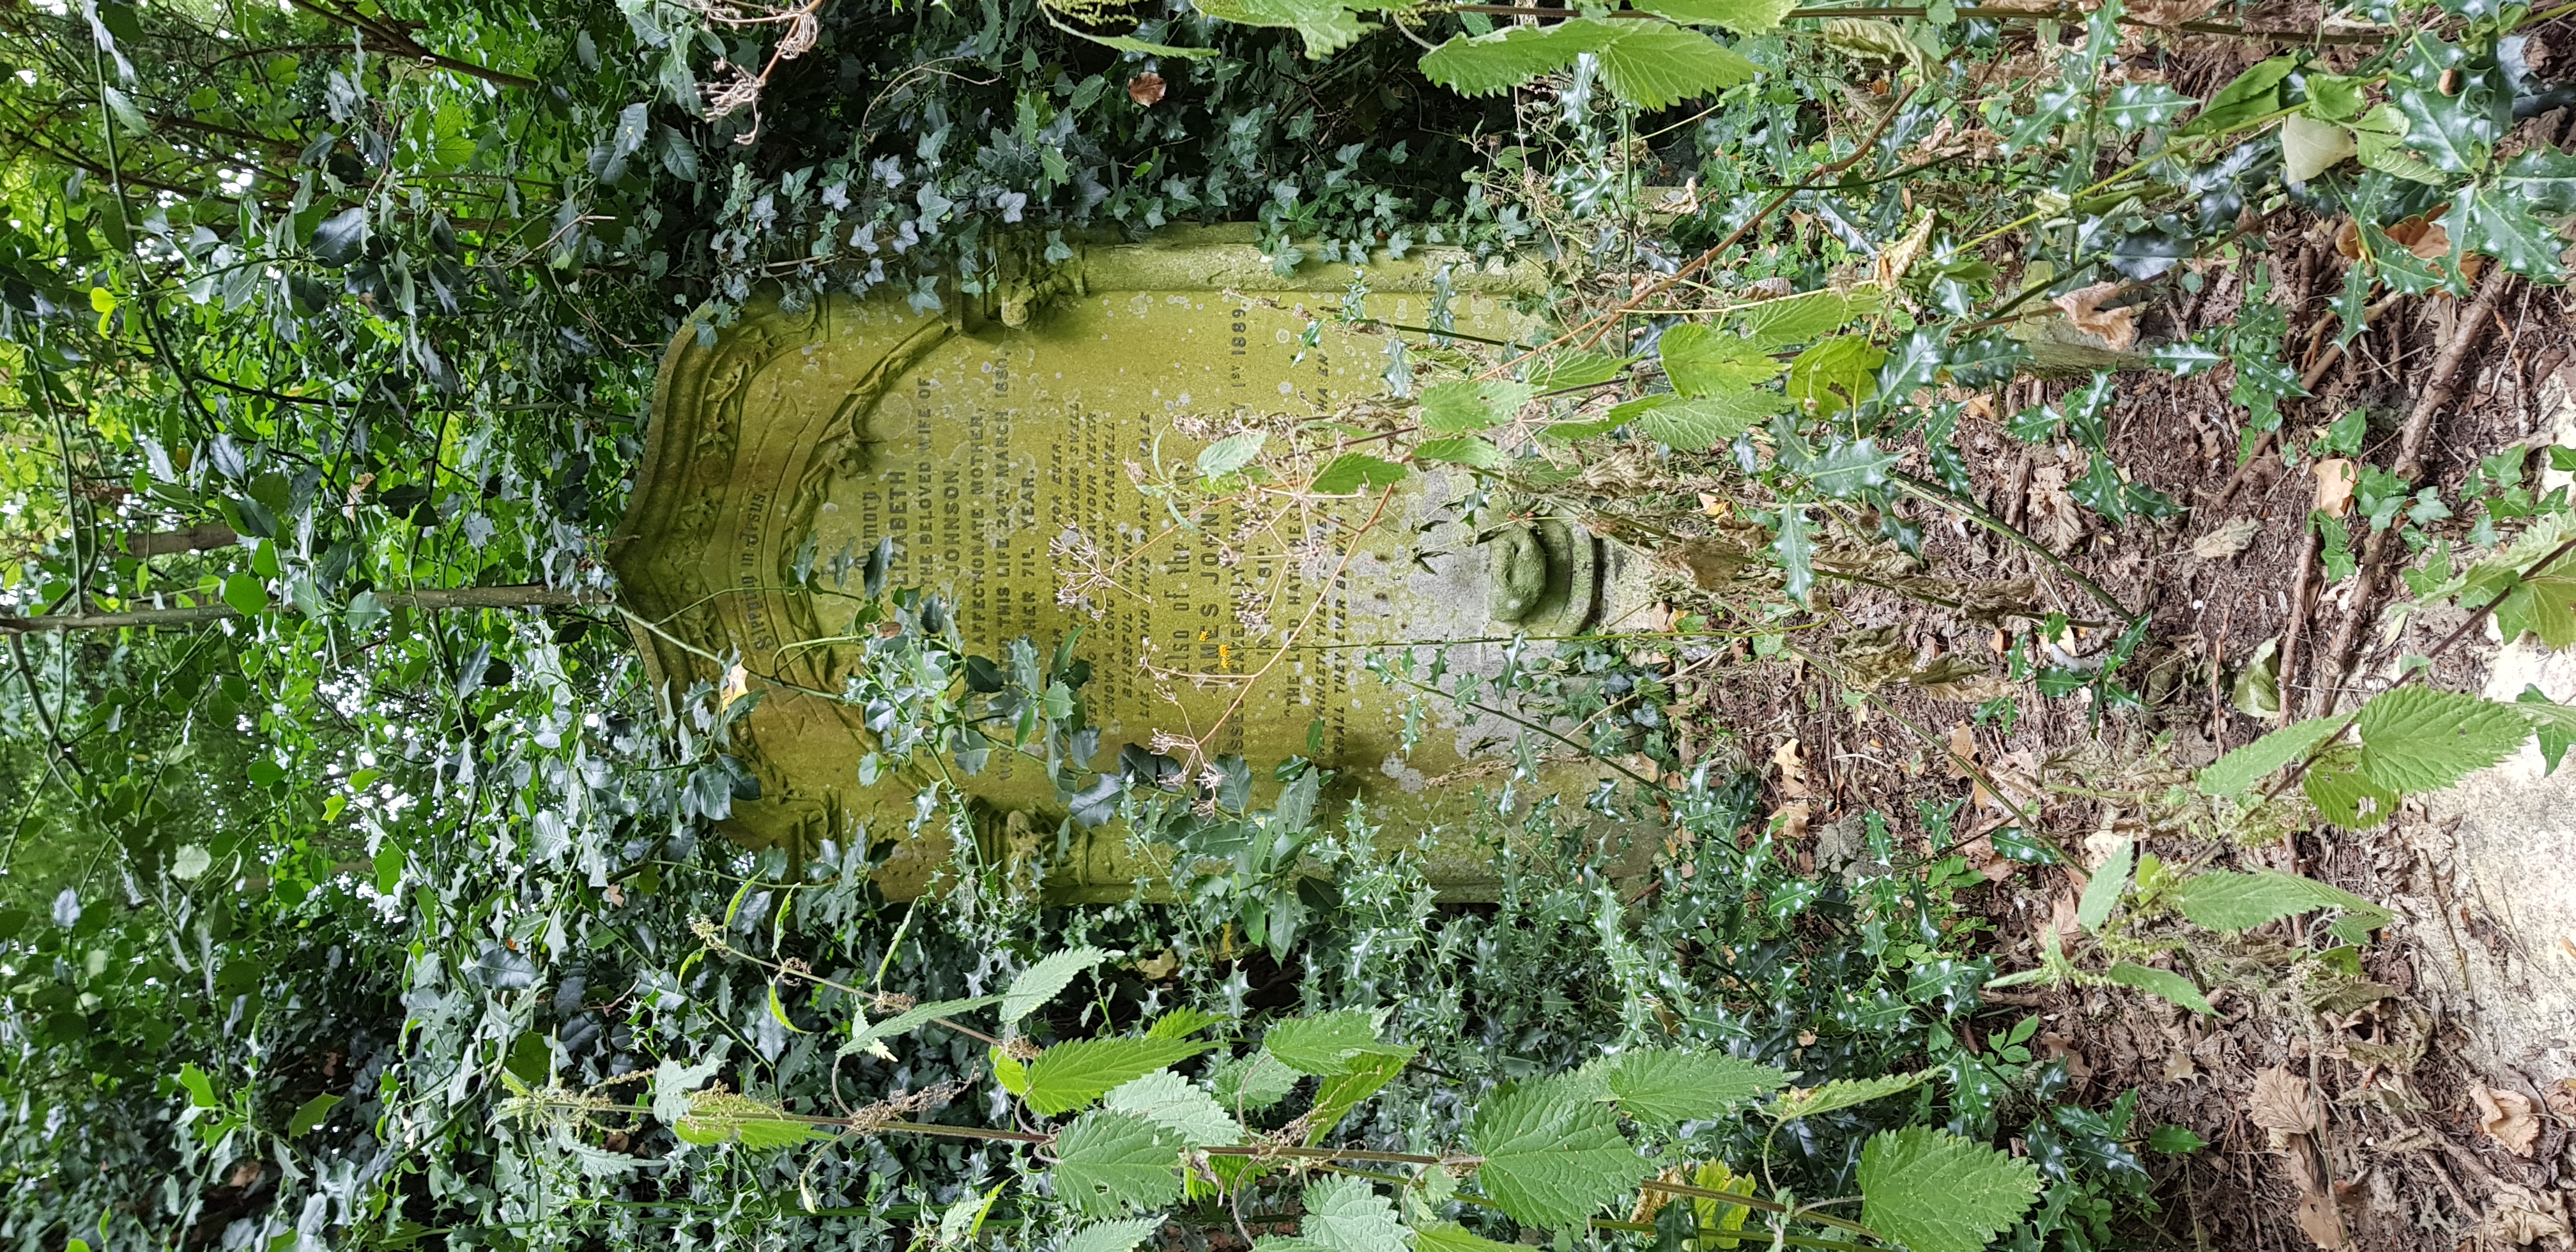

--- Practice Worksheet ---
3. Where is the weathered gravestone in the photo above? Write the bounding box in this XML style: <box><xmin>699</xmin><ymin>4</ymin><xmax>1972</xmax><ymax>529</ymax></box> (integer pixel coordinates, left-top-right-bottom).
<box><xmin>613</xmin><ymin>227</ymin><xmax>1660</xmax><ymax>900</ymax></box>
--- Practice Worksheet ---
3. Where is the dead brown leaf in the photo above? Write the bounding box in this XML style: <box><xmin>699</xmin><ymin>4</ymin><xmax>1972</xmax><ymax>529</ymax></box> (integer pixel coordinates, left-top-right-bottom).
<box><xmin>1771</xmin><ymin>800</ymin><xmax>1813</xmax><ymax>841</ymax></box>
<box><xmin>2281</xmin><ymin>1136</ymin><xmax>2349</xmax><ymax>1249</ymax></box>
<box><xmin>1773</xmin><ymin>737</ymin><xmax>1809</xmax><ymax>798</ymax></box>
<box><xmin>1126</xmin><ymin>72</ymin><xmax>1167</xmax><ymax>107</ymax></box>
<box><xmin>2481</xmin><ymin>1182</ymin><xmax>2573</xmax><ymax>1246</ymax></box>
<box><xmin>2027</xmin><ymin>464</ymin><xmax>2085</xmax><ymax>553</ymax></box>
<box><xmin>1946</xmin><ymin>723</ymin><xmax>1977</xmax><ymax>778</ymax></box>
<box><xmin>2251</xmin><ymin>1066</ymin><xmax>2320</xmax><ymax>1136</ymax></box>
<box><xmin>2547</xmin><ymin>1078</ymin><xmax>2576</xmax><ymax>1124</ymax></box>
<box><xmin>2474</xmin><ymin>1085</ymin><xmax>2543</xmax><ymax>1157</ymax></box>
<box><xmin>2125</xmin><ymin>0</ymin><xmax>2221</xmax><ymax>23</ymax></box>
<box><xmin>1960</xmin><ymin>832</ymin><xmax>2017</xmax><ymax>882</ymax></box>
<box><xmin>2051</xmin><ymin>282</ymin><xmax>2139</xmax><ymax>353</ymax></box>
<box><xmin>1917</xmin><ymin>672</ymin><xmax>2018</xmax><ymax>702</ymax></box>
<box><xmin>2313</xmin><ymin>459</ymin><xmax>2358</xmax><ymax>519</ymax></box>
<box><xmin>2190</xmin><ymin>517</ymin><xmax>2262</xmax><ymax>560</ymax></box>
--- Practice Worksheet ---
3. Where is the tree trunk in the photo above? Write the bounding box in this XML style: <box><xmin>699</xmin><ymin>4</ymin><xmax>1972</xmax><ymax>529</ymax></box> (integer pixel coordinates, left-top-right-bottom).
<box><xmin>0</xmin><ymin>584</ymin><xmax>604</xmax><ymax>633</ymax></box>
<box><xmin>122</xmin><ymin>523</ymin><xmax>240</xmax><ymax>558</ymax></box>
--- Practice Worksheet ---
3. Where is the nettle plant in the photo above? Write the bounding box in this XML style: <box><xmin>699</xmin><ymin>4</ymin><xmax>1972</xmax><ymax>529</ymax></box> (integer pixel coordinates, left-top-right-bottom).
<box><xmin>531</xmin><ymin>947</ymin><xmax>2050</xmax><ymax>1252</ymax></box>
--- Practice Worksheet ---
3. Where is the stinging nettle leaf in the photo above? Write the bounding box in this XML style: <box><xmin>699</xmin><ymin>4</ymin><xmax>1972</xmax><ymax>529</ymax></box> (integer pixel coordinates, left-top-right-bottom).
<box><xmin>1023</xmin><ymin>1038</ymin><xmax>1215</xmax><ymax>1116</ymax></box>
<box><xmin>1312</xmin><ymin>452</ymin><xmax>1408</xmax><ymax>494</ymax></box>
<box><xmin>1103</xmin><ymin>1069</ymin><xmax>1241</xmax><ymax>1146</ymax></box>
<box><xmin>2197</xmin><ymin>715</ymin><xmax>2341</xmax><ymax>797</ymax></box>
<box><xmin>1631</xmin><ymin>390</ymin><xmax>1786</xmax><ymax>449</ymax></box>
<box><xmin>1857</xmin><ymin>1126</ymin><xmax>2043</xmax><ymax>1252</ymax></box>
<box><xmin>1420</xmin><ymin>379</ymin><xmax>1537</xmax><ymax>432</ymax></box>
<box><xmin>1199</xmin><ymin>432</ymin><xmax>1269</xmax><ymax>480</ymax></box>
<box><xmin>1287</xmin><ymin>1175</ymin><xmax>1411</xmax><ymax>1252</ymax></box>
<box><xmin>2074</xmin><ymin>839</ymin><xmax>2131</xmax><ymax>933</ymax></box>
<box><xmin>1591</xmin><ymin>1049</ymin><xmax>1788</xmax><ymax>1126</ymax></box>
<box><xmin>1301</xmin><ymin>1048</ymin><xmax>1411</xmax><ymax>1143</ymax></box>
<box><xmin>845</xmin><ymin>995</ymin><xmax>1004</xmax><ymax>1057</ymax></box>
<box><xmin>2167</xmin><ymin>868</ymin><xmax>2378</xmax><ymax>933</ymax></box>
<box><xmin>1061</xmin><ymin>1218</ymin><xmax>1170</xmax><ymax>1252</ymax></box>
<box><xmin>1262</xmin><ymin>1009</ymin><xmax>1402</xmax><ymax>1074</ymax></box>
<box><xmin>2105</xmin><ymin>960</ymin><xmax>2213</xmax><ymax>1015</ymax></box>
<box><xmin>2353</xmin><ymin>685</ymin><xmax>2529</xmax><ymax>794</ymax></box>
<box><xmin>1467</xmin><ymin>1076</ymin><xmax>1655</xmax><ymax>1230</ymax></box>
<box><xmin>1004</xmin><ymin>946</ymin><xmax>1116</xmax><ymax>1024</ymax></box>
<box><xmin>1053</xmin><ymin>1110</ymin><xmax>1184</xmax><ymax>1216</ymax></box>
<box><xmin>1763</xmin><ymin>1070</ymin><xmax>1926</xmax><ymax>1121</ymax></box>
<box><xmin>1627</xmin><ymin>0</ymin><xmax>1797</xmax><ymax>35</ymax></box>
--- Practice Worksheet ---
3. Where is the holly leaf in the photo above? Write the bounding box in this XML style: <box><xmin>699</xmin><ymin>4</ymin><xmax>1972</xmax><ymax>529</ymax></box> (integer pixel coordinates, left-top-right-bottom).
<box><xmin>1795</xmin><ymin>437</ymin><xmax>1896</xmax><ymax>498</ymax></box>
<box><xmin>2353</xmin><ymin>685</ymin><xmax>2530</xmax><ymax>793</ymax></box>
<box><xmin>2453</xmin><ymin>185</ymin><xmax>2564</xmax><ymax>280</ymax></box>
<box><xmin>1857</xmin><ymin>1127</ymin><xmax>2043</xmax><ymax>1252</ymax></box>
<box><xmin>1053</xmin><ymin>1110</ymin><xmax>1184</xmax><ymax>1216</ymax></box>
<box><xmin>2501</xmin><ymin>146</ymin><xmax>2576</xmax><ymax>213</ymax></box>
<box><xmin>1468</xmin><ymin>1076</ymin><xmax>1653</xmax><ymax>1230</ymax></box>
<box><xmin>2104</xmin><ymin>82</ymin><xmax>2193</xmax><ymax>131</ymax></box>
<box><xmin>1590</xmin><ymin>1049</ymin><xmax>1788</xmax><ymax>1127</ymax></box>
<box><xmin>1627</xmin><ymin>0</ymin><xmax>1798</xmax><ymax>34</ymax></box>
<box><xmin>1023</xmin><ymin>1039</ymin><xmax>1214</xmax><ymax>1116</ymax></box>
<box><xmin>1772</xmin><ymin>505</ymin><xmax>1815</xmax><ymax>606</ymax></box>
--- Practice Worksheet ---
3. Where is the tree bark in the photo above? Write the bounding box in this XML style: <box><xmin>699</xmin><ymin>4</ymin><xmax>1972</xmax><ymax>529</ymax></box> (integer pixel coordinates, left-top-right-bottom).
<box><xmin>121</xmin><ymin>523</ymin><xmax>240</xmax><ymax>558</ymax></box>
<box><xmin>0</xmin><ymin>584</ymin><xmax>604</xmax><ymax>633</ymax></box>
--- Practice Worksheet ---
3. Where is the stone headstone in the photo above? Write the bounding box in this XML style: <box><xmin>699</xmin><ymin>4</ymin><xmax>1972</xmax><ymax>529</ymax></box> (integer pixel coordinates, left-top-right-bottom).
<box><xmin>613</xmin><ymin>227</ymin><xmax>1657</xmax><ymax>899</ymax></box>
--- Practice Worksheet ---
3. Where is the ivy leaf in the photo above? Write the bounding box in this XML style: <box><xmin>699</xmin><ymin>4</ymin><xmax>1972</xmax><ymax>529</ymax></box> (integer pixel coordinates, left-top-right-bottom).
<box><xmin>2177</xmin><ymin>56</ymin><xmax>2294</xmax><ymax>137</ymax></box>
<box><xmin>2452</xmin><ymin>185</ymin><xmax>2564</xmax><ymax>280</ymax></box>
<box><xmin>1289</xmin><ymin>1175</ymin><xmax>1411</xmax><ymax>1252</ymax></box>
<box><xmin>2103</xmin><ymin>82</ymin><xmax>2192</xmax><ymax>131</ymax></box>
<box><xmin>2105</xmin><ymin>961</ymin><xmax>2212</xmax><ymax>1015</ymax></box>
<box><xmin>1628</xmin><ymin>0</ymin><xmax>1798</xmax><ymax>36</ymax></box>
<box><xmin>1795</xmin><ymin>438</ymin><xmax>1897</xmax><ymax>498</ymax></box>
<box><xmin>2167</xmin><ymin>869</ymin><xmax>2381</xmax><ymax>933</ymax></box>
<box><xmin>1198</xmin><ymin>432</ymin><xmax>1269</xmax><ymax>480</ymax></box>
<box><xmin>2517</xmin><ymin>687</ymin><xmax>2575</xmax><ymax>775</ymax></box>
<box><xmin>2196</xmin><ymin>716</ymin><xmax>2340</xmax><ymax>797</ymax></box>
<box><xmin>1062</xmin><ymin>1218</ymin><xmax>1170</xmax><ymax>1252</ymax></box>
<box><xmin>1658</xmin><ymin>324</ymin><xmax>1782</xmax><ymax>396</ymax></box>
<box><xmin>1023</xmin><ymin>1039</ymin><xmax>1213</xmax><ymax>1115</ymax></box>
<box><xmin>2353</xmin><ymin>685</ymin><xmax>2530</xmax><ymax>793</ymax></box>
<box><xmin>1761</xmin><ymin>1071</ymin><xmax>1926</xmax><ymax>1121</ymax></box>
<box><xmin>1104</xmin><ymin>1070</ymin><xmax>1241</xmax><ymax>1146</ymax></box>
<box><xmin>1420</xmin><ymin>379</ymin><xmax>1536</xmax><ymax>432</ymax></box>
<box><xmin>1629</xmin><ymin>390</ymin><xmax>1785</xmax><ymax>448</ymax></box>
<box><xmin>1004</xmin><ymin>947</ymin><xmax>1115</xmax><ymax>1024</ymax></box>
<box><xmin>1466</xmin><ymin>1076</ymin><xmax>1654</xmax><ymax>1230</ymax></box>
<box><xmin>1312</xmin><ymin>453</ymin><xmax>1409</xmax><ymax>494</ymax></box>
<box><xmin>1262</xmin><ymin>1009</ymin><xmax>1402</xmax><ymax>1074</ymax></box>
<box><xmin>1304</xmin><ymin>1049</ymin><xmax>1412</xmax><ymax>1142</ymax></box>
<box><xmin>1772</xmin><ymin>506</ymin><xmax>1815</xmax><ymax>607</ymax></box>
<box><xmin>1857</xmin><ymin>1127</ymin><xmax>2043</xmax><ymax>1252</ymax></box>
<box><xmin>1591</xmin><ymin>1049</ymin><xmax>1788</xmax><ymax>1127</ymax></box>
<box><xmin>1053</xmin><ymin>1110</ymin><xmax>1184</xmax><ymax>1216</ymax></box>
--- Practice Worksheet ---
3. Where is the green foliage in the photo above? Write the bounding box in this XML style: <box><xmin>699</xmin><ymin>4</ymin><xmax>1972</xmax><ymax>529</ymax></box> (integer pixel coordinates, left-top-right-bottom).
<box><xmin>1024</xmin><ymin>1038</ymin><xmax>1216</xmax><ymax>1116</ymax></box>
<box><xmin>2104</xmin><ymin>962</ymin><xmax>2212</xmax><ymax>1016</ymax></box>
<box><xmin>1053</xmin><ymin>1110</ymin><xmax>1187</xmax><ymax>1216</ymax></box>
<box><xmin>1591</xmin><ymin>1049</ymin><xmax>1788</xmax><ymax>1127</ymax></box>
<box><xmin>1103</xmin><ymin>1070</ymin><xmax>1243</xmax><ymax>1145</ymax></box>
<box><xmin>1466</xmin><ymin>1076</ymin><xmax>1656</xmax><ymax>1230</ymax></box>
<box><xmin>2350</xmin><ymin>686</ymin><xmax>2530</xmax><ymax>793</ymax></box>
<box><xmin>1006</xmin><ymin>947</ymin><xmax>1117</xmax><ymax>1025</ymax></box>
<box><xmin>1763</xmin><ymin>1071</ymin><xmax>1926</xmax><ymax>1122</ymax></box>
<box><xmin>1265</xmin><ymin>1009</ymin><xmax>1406</xmax><ymax>1074</ymax></box>
<box><xmin>1282</xmin><ymin>1175</ymin><xmax>1411</xmax><ymax>1252</ymax></box>
<box><xmin>1857</xmin><ymin>1127</ymin><xmax>2044</xmax><ymax>1252</ymax></box>
<box><xmin>1062</xmin><ymin>1218</ymin><xmax>1171</xmax><ymax>1252</ymax></box>
<box><xmin>2168</xmin><ymin>869</ymin><xmax>2386</xmax><ymax>936</ymax></box>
